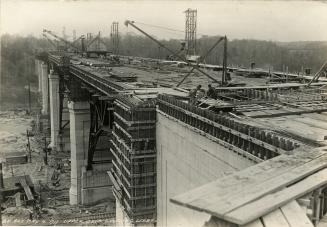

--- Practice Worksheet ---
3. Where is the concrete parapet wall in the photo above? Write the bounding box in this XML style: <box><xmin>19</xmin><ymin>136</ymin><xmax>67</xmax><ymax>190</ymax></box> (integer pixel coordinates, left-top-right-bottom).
<box><xmin>156</xmin><ymin>112</ymin><xmax>254</xmax><ymax>227</ymax></box>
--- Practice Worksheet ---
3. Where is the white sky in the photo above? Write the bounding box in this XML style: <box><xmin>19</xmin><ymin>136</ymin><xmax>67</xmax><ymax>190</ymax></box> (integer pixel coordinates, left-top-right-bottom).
<box><xmin>1</xmin><ymin>0</ymin><xmax>327</xmax><ymax>41</ymax></box>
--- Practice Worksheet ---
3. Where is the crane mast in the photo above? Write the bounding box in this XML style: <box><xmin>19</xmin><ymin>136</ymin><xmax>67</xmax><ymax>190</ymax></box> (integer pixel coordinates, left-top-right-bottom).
<box><xmin>124</xmin><ymin>20</ymin><xmax>228</xmax><ymax>86</ymax></box>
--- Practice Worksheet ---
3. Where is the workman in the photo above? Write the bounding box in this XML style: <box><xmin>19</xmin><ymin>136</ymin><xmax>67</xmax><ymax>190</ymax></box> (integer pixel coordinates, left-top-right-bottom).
<box><xmin>189</xmin><ymin>85</ymin><xmax>202</xmax><ymax>105</ymax></box>
<box><xmin>207</xmin><ymin>84</ymin><xmax>217</xmax><ymax>99</ymax></box>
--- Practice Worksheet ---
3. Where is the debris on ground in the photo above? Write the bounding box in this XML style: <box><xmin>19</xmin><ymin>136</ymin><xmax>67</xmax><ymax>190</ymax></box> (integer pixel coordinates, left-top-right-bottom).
<box><xmin>0</xmin><ymin>110</ymin><xmax>115</xmax><ymax>226</ymax></box>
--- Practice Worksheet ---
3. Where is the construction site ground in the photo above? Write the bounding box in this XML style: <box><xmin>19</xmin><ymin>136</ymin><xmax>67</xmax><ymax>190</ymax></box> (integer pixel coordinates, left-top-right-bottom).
<box><xmin>0</xmin><ymin>110</ymin><xmax>115</xmax><ymax>226</ymax></box>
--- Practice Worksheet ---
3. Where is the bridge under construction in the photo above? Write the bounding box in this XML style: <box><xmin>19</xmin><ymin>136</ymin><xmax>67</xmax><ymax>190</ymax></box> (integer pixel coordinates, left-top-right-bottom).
<box><xmin>2</xmin><ymin>9</ymin><xmax>327</xmax><ymax>226</ymax></box>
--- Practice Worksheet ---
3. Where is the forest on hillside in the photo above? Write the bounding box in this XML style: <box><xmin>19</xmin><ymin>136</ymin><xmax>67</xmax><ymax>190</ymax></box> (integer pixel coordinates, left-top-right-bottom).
<box><xmin>117</xmin><ymin>34</ymin><xmax>327</xmax><ymax>73</ymax></box>
<box><xmin>1</xmin><ymin>33</ymin><xmax>327</xmax><ymax>106</ymax></box>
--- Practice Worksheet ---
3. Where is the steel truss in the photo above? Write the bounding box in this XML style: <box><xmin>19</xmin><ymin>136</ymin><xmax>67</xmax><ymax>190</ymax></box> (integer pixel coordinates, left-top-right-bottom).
<box><xmin>87</xmin><ymin>98</ymin><xmax>109</xmax><ymax>170</ymax></box>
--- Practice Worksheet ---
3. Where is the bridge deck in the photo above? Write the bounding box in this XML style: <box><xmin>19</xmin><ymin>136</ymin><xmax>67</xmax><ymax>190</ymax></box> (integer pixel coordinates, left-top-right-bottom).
<box><xmin>51</xmin><ymin>53</ymin><xmax>327</xmax><ymax>102</ymax></box>
<box><xmin>70</xmin><ymin>55</ymin><xmax>284</xmax><ymax>90</ymax></box>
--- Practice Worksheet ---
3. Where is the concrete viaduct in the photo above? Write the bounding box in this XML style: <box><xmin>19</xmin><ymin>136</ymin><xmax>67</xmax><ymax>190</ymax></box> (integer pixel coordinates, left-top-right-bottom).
<box><xmin>34</xmin><ymin>51</ymin><xmax>327</xmax><ymax>226</ymax></box>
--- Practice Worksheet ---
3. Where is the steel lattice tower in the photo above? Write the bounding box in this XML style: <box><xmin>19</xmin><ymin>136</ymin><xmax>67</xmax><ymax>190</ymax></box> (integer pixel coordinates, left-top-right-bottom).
<box><xmin>184</xmin><ymin>8</ymin><xmax>197</xmax><ymax>55</ymax></box>
<box><xmin>111</xmin><ymin>22</ymin><xmax>119</xmax><ymax>54</ymax></box>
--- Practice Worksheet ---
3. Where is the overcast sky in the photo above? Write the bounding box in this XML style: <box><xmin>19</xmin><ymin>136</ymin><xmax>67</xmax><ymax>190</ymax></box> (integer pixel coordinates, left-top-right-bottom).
<box><xmin>1</xmin><ymin>0</ymin><xmax>327</xmax><ymax>42</ymax></box>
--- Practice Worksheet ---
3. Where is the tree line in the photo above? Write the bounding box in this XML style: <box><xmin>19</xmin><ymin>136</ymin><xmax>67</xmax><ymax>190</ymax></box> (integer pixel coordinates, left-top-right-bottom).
<box><xmin>117</xmin><ymin>34</ymin><xmax>327</xmax><ymax>73</ymax></box>
<box><xmin>1</xmin><ymin>33</ymin><xmax>327</xmax><ymax>105</ymax></box>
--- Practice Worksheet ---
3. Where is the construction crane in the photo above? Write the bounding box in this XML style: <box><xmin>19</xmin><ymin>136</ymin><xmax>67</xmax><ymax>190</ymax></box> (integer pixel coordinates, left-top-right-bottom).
<box><xmin>43</xmin><ymin>29</ymin><xmax>80</xmax><ymax>52</ymax></box>
<box><xmin>124</xmin><ymin>20</ymin><xmax>230</xmax><ymax>87</ymax></box>
<box><xmin>86</xmin><ymin>32</ymin><xmax>108</xmax><ymax>51</ymax></box>
<box><xmin>42</xmin><ymin>33</ymin><xmax>58</xmax><ymax>50</ymax></box>
<box><xmin>72</xmin><ymin>35</ymin><xmax>85</xmax><ymax>45</ymax></box>
<box><xmin>70</xmin><ymin>34</ymin><xmax>85</xmax><ymax>52</ymax></box>
<box><xmin>307</xmin><ymin>61</ymin><xmax>327</xmax><ymax>86</ymax></box>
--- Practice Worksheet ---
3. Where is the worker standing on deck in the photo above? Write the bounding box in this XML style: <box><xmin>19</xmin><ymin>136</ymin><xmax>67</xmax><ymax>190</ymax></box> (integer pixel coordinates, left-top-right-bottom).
<box><xmin>189</xmin><ymin>85</ymin><xmax>202</xmax><ymax>105</ymax></box>
<box><xmin>207</xmin><ymin>84</ymin><xmax>217</xmax><ymax>99</ymax></box>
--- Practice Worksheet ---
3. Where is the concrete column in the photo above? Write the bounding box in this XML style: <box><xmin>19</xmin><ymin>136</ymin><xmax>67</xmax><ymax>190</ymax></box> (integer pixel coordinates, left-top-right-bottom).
<box><xmin>39</xmin><ymin>61</ymin><xmax>43</xmax><ymax>93</ymax></box>
<box><xmin>62</xmin><ymin>97</ymin><xmax>70</xmax><ymax>123</ymax></box>
<box><xmin>41</xmin><ymin>63</ymin><xmax>49</xmax><ymax>115</ymax></box>
<box><xmin>68</xmin><ymin>101</ymin><xmax>90</xmax><ymax>205</ymax></box>
<box><xmin>49</xmin><ymin>70</ymin><xmax>60</xmax><ymax>151</ymax></box>
<box><xmin>0</xmin><ymin>163</ymin><xmax>4</xmax><ymax>189</ymax></box>
<box><xmin>35</xmin><ymin>60</ymin><xmax>38</xmax><ymax>89</ymax></box>
<box><xmin>58</xmin><ymin>97</ymin><xmax>71</xmax><ymax>152</ymax></box>
<box><xmin>0</xmin><ymin>162</ymin><xmax>3</xmax><ymax>203</ymax></box>
<box><xmin>35</xmin><ymin>60</ymin><xmax>42</xmax><ymax>93</ymax></box>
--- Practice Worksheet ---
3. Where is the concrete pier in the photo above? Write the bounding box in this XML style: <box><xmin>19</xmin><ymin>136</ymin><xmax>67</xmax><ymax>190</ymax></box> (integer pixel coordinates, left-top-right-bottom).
<box><xmin>0</xmin><ymin>163</ymin><xmax>4</xmax><ymax>189</ymax></box>
<box><xmin>80</xmin><ymin>167</ymin><xmax>113</xmax><ymax>205</ymax></box>
<box><xmin>68</xmin><ymin>101</ymin><xmax>90</xmax><ymax>205</ymax></box>
<box><xmin>35</xmin><ymin>59</ymin><xmax>42</xmax><ymax>93</ymax></box>
<box><xmin>59</xmin><ymin>97</ymin><xmax>71</xmax><ymax>152</ymax></box>
<box><xmin>48</xmin><ymin>70</ymin><xmax>60</xmax><ymax>151</ymax></box>
<box><xmin>41</xmin><ymin>63</ymin><xmax>49</xmax><ymax>115</ymax></box>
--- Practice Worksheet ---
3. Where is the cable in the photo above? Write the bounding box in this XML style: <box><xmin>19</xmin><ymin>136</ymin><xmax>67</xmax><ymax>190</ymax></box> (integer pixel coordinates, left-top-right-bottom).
<box><xmin>134</xmin><ymin>21</ymin><xmax>210</xmax><ymax>37</ymax></box>
<box><xmin>135</xmin><ymin>21</ymin><xmax>184</xmax><ymax>34</ymax></box>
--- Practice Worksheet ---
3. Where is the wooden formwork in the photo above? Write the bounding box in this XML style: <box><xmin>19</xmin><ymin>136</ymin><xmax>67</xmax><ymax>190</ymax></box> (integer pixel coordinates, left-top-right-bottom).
<box><xmin>157</xmin><ymin>94</ymin><xmax>300</xmax><ymax>162</ymax></box>
<box><xmin>110</xmin><ymin>95</ymin><xmax>157</xmax><ymax>224</ymax></box>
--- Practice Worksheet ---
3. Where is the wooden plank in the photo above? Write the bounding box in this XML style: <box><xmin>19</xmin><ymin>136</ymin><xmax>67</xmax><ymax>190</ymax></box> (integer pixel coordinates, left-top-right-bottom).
<box><xmin>280</xmin><ymin>200</ymin><xmax>313</xmax><ymax>227</ymax></box>
<box><xmin>19</xmin><ymin>178</ymin><xmax>34</xmax><ymax>201</ymax></box>
<box><xmin>173</xmin><ymin>152</ymin><xmax>312</xmax><ymax>209</ymax></box>
<box><xmin>240</xmin><ymin>219</ymin><xmax>264</xmax><ymax>227</ymax></box>
<box><xmin>107</xmin><ymin>171</ymin><xmax>120</xmax><ymax>190</ymax></box>
<box><xmin>170</xmin><ymin>148</ymin><xmax>327</xmax><ymax>221</ymax></box>
<box><xmin>172</xmin><ymin>148</ymin><xmax>326</xmax><ymax>207</ymax></box>
<box><xmin>14</xmin><ymin>192</ymin><xmax>22</xmax><ymax>207</ymax></box>
<box><xmin>261</xmin><ymin>209</ymin><xmax>289</xmax><ymax>227</ymax></box>
<box><xmin>204</xmin><ymin>217</ymin><xmax>238</xmax><ymax>227</ymax></box>
<box><xmin>99</xmin><ymin>96</ymin><xmax>116</xmax><ymax>101</ymax></box>
<box><xmin>204</xmin><ymin>153</ymin><xmax>327</xmax><ymax>219</ymax></box>
<box><xmin>225</xmin><ymin>167</ymin><xmax>327</xmax><ymax>224</ymax></box>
